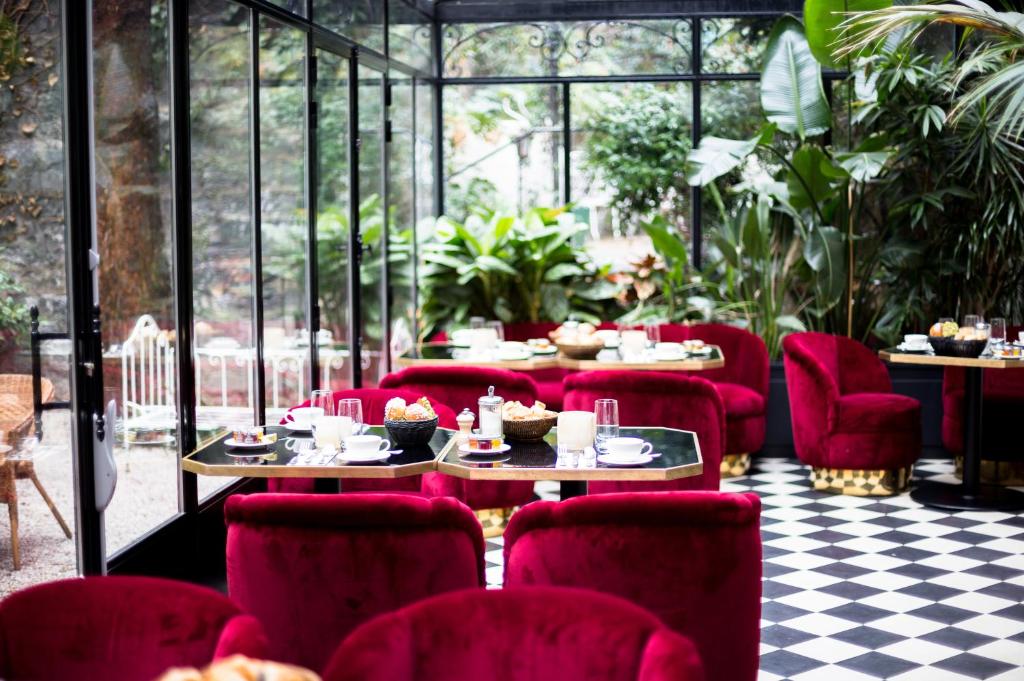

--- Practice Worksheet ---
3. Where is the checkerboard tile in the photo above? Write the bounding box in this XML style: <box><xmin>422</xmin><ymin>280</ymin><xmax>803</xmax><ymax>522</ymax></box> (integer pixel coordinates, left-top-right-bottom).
<box><xmin>482</xmin><ymin>458</ymin><xmax>1024</xmax><ymax>679</ymax></box>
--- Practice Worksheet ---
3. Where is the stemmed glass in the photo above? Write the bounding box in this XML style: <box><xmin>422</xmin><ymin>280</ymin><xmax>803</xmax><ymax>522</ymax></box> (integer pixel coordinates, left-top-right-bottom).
<box><xmin>644</xmin><ymin>322</ymin><xmax>661</xmax><ymax>347</ymax></box>
<box><xmin>337</xmin><ymin>398</ymin><xmax>364</xmax><ymax>435</ymax></box>
<box><xmin>311</xmin><ymin>389</ymin><xmax>335</xmax><ymax>416</ymax></box>
<box><xmin>594</xmin><ymin>399</ymin><xmax>619</xmax><ymax>452</ymax></box>
<box><xmin>963</xmin><ymin>314</ymin><xmax>982</xmax><ymax>330</ymax></box>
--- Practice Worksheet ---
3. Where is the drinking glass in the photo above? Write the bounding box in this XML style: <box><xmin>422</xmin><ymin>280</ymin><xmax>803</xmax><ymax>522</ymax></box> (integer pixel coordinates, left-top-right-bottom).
<box><xmin>311</xmin><ymin>389</ymin><xmax>335</xmax><ymax>416</ymax></box>
<box><xmin>991</xmin><ymin>317</ymin><xmax>1007</xmax><ymax>346</ymax></box>
<box><xmin>594</xmin><ymin>399</ymin><xmax>619</xmax><ymax>452</ymax></box>
<box><xmin>644</xmin><ymin>322</ymin><xmax>661</xmax><ymax>346</ymax></box>
<box><xmin>963</xmin><ymin>314</ymin><xmax>981</xmax><ymax>329</ymax></box>
<box><xmin>486</xmin><ymin>320</ymin><xmax>505</xmax><ymax>342</ymax></box>
<box><xmin>469</xmin><ymin>316</ymin><xmax>486</xmax><ymax>330</ymax></box>
<box><xmin>337</xmin><ymin>398</ymin><xmax>364</xmax><ymax>434</ymax></box>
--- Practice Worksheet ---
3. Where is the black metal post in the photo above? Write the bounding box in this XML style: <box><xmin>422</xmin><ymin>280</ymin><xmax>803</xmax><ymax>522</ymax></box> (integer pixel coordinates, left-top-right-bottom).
<box><xmin>690</xmin><ymin>17</ymin><xmax>703</xmax><ymax>270</ymax></box>
<box><xmin>562</xmin><ymin>81</ymin><xmax>571</xmax><ymax>205</ymax></box>
<box><xmin>348</xmin><ymin>54</ymin><xmax>363</xmax><ymax>388</ymax></box>
<box><xmin>432</xmin><ymin>20</ymin><xmax>444</xmax><ymax>216</ymax></box>
<box><xmin>381</xmin><ymin>72</ymin><xmax>392</xmax><ymax>375</ymax></box>
<box><xmin>962</xmin><ymin>367</ymin><xmax>983</xmax><ymax>495</ymax></box>
<box><xmin>307</xmin><ymin>35</ymin><xmax>321</xmax><ymax>392</ymax></box>
<box><xmin>62</xmin><ymin>0</ymin><xmax>104</xmax><ymax>574</ymax></box>
<box><xmin>30</xmin><ymin>307</ymin><xmax>43</xmax><ymax>438</ymax></box>
<box><xmin>249</xmin><ymin>10</ymin><xmax>268</xmax><ymax>424</ymax></box>
<box><xmin>168</xmin><ymin>0</ymin><xmax>199</xmax><ymax>514</ymax></box>
<box><xmin>560</xmin><ymin>480</ymin><xmax>587</xmax><ymax>500</ymax></box>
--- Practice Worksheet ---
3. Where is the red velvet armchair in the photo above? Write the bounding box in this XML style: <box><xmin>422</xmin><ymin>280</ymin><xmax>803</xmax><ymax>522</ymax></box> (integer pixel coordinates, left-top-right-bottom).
<box><xmin>225</xmin><ymin>493</ymin><xmax>484</xmax><ymax>672</ymax></box>
<box><xmin>0</xmin><ymin>576</ymin><xmax>267</xmax><ymax>681</ymax></box>
<box><xmin>782</xmin><ymin>332</ymin><xmax>921</xmax><ymax>495</ymax></box>
<box><xmin>563</xmin><ymin>370</ymin><xmax>725</xmax><ymax>493</ymax></box>
<box><xmin>322</xmin><ymin>586</ymin><xmax>706</xmax><ymax>681</ymax></box>
<box><xmin>943</xmin><ymin>330</ymin><xmax>1024</xmax><ymax>484</ymax></box>
<box><xmin>271</xmin><ymin>387</ymin><xmax>458</xmax><ymax>494</ymax></box>
<box><xmin>380</xmin><ymin>366</ymin><xmax>538</xmax><ymax>521</ymax></box>
<box><xmin>660</xmin><ymin>323</ymin><xmax>769</xmax><ymax>477</ymax></box>
<box><xmin>504</xmin><ymin>492</ymin><xmax>761</xmax><ymax>681</ymax></box>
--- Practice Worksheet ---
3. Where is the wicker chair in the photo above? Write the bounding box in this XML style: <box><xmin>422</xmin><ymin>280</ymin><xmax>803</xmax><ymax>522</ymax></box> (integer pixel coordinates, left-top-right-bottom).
<box><xmin>0</xmin><ymin>374</ymin><xmax>72</xmax><ymax>570</ymax></box>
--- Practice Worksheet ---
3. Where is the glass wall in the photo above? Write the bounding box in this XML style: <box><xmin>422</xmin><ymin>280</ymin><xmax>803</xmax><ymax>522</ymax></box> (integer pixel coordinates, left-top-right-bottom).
<box><xmin>389</xmin><ymin>73</ymin><xmax>416</xmax><ymax>354</ymax></box>
<box><xmin>357</xmin><ymin>64</ymin><xmax>387</xmax><ymax>386</ymax></box>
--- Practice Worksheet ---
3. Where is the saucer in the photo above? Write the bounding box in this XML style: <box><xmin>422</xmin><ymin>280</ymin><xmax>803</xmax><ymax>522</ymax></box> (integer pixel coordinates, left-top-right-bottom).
<box><xmin>530</xmin><ymin>346</ymin><xmax>558</xmax><ymax>355</ymax></box>
<box><xmin>496</xmin><ymin>351</ymin><xmax>532</xmax><ymax>361</ymax></box>
<box><xmin>654</xmin><ymin>352</ymin><xmax>687</xmax><ymax>361</ymax></box>
<box><xmin>597</xmin><ymin>453</ymin><xmax>653</xmax><ymax>466</ymax></box>
<box><xmin>337</xmin><ymin>450</ymin><xmax>391</xmax><ymax>463</ymax></box>
<box><xmin>284</xmin><ymin>422</ymin><xmax>313</xmax><ymax>433</ymax></box>
<box><xmin>897</xmin><ymin>342</ymin><xmax>932</xmax><ymax>353</ymax></box>
<box><xmin>459</xmin><ymin>443</ymin><xmax>512</xmax><ymax>455</ymax></box>
<box><xmin>225</xmin><ymin>438</ymin><xmax>276</xmax><ymax>450</ymax></box>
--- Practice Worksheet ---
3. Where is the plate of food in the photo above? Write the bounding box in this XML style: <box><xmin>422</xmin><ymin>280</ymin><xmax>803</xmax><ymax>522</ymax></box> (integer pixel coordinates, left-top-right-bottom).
<box><xmin>225</xmin><ymin>427</ymin><xmax>278</xmax><ymax>451</ymax></box>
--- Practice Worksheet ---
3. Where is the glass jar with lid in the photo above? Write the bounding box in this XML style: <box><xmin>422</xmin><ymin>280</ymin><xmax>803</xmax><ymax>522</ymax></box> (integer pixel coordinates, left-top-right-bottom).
<box><xmin>478</xmin><ymin>385</ymin><xmax>503</xmax><ymax>439</ymax></box>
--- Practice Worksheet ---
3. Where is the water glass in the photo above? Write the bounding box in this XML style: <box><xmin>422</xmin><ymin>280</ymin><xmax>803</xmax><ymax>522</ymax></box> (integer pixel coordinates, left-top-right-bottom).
<box><xmin>469</xmin><ymin>316</ymin><xmax>486</xmax><ymax>330</ymax></box>
<box><xmin>963</xmin><ymin>314</ymin><xmax>982</xmax><ymax>329</ymax></box>
<box><xmin>311</xmin><ymin>389</ymin><xmax>335</xmax><ymax>416</ymax></box>
<box><xmin>486</xmin><ymin>320</ymin><xmax>505</xmax><ymax>342</ymax></box>
<box><xmin>644</xmin><ymin>322</ymin><xmax>661</xmax><ymax>347</ymax></box>
<box><xmin>991</xmin><ymin>317</ymin><xmax>1007</xmax><ymax>345</ymax></box>
<box><xmin>594</xmin><ymin>399</ymin><xmax>619</xmax><ymax>452</ymax></box>
<box><xmin>337</xmin><ymin>398</ymin><xmax>364</xmax><ymax>435</ymax></box>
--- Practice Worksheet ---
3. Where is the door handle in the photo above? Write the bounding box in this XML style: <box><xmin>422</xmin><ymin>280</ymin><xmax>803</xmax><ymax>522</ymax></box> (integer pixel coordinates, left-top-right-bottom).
<box><xmin>93</xmin><ymin>399</ymin><xmax>117</xmax><ymax>512</ymax></box>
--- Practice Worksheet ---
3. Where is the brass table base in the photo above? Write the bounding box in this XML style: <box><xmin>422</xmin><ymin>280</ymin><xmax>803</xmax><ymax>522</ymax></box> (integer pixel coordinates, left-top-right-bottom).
<box><xmin>811</xmin><ymin>465</ymin><xmax>913</xmax><ymax>497</ymax></box>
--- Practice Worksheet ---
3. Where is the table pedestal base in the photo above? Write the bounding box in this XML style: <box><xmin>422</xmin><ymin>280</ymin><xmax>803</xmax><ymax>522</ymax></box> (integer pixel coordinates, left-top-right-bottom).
<box><xmin>911</xmin><ymin>480</ymin><xmax>1024</xmax><ymax>512</ymax></box>
<box><xmin>560</xmin><ymin>481</ymin><xmax>587</xmax><ymax>500</ymax></box>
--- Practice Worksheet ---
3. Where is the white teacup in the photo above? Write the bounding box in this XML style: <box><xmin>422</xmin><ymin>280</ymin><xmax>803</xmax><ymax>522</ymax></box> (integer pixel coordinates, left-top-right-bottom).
<box><xmin>344</xmin><ymin>434</ymin><xmax>391</xmax><ymax>456</ymax></box>
<box><xmin>1019</xmin><ymin>331</ymin><xmax>1024</xmax><ymax>345</ymax></box>
<box><xmin>620</xmin><ymin>330</ymin><xmax>647</xmax><ymax>356</ymax></box>
<box><xmin>595</xmin><ymin>329</ymin><xmax>620</xmax><ymax>347</ymax></box>
<box><xmin>285</xmin><ymin>406</ymin><xmax>324</xmax><ymax>430</ymax></box>
<box><xmin>904</xmin><ymin>334</ymin><xmax>929</xmax><ymax>348</ymax></box>
<box><xmin>604</xmin><ymin>436</ymin><xmax>653</xmax><ymax>460</ymax></box>
<box><xmin>312</xmin><ymin>415</ymin><xmax>352</xmax><ymax>449</ymax></box>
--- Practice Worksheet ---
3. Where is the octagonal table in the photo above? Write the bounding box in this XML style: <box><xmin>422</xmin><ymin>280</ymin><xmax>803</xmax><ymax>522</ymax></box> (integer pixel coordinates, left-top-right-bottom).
<box><xmin>396</xmin><ymin>343</ymin><xmax>724</xmax><ymax>372</ymax></box>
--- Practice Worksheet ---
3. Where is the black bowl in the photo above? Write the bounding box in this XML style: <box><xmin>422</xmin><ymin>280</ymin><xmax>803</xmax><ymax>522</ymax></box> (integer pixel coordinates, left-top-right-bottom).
<box><xmin>927</xmin><ymin>336</ymin><xmax>988</xmax><ymax>358</ymax></box>
<box><xmin>384</xmin><ymin>416</ymin><xmax>438</xmax><ymax>446</ymax></box>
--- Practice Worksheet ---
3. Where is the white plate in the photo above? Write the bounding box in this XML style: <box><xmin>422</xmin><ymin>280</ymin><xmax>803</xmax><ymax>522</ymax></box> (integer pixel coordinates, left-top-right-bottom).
<box><xmin>530</xmin><ymin>346</ymin><xmax>558</xmax><ymax>355</ymax></box>
<box><xmin>459</xmin><ymin>443</ymin><xmax>512</xmax><ymax>455</ymax></box>
<box><xmin>655</xmin><ymin>353</ymin><xmax>687</xmax><ymax>361</ymax></box>
<box><xmin>598</xmin><ymin>453</ymin><xmax>653</xmax><ymax>466</ymax></box>
<box><xmin>225</xmin><ymin>437</ymin><xmax>276</xmax><ymax>450</ymax></box>
<box><xmin>496</xmin><ymin>352</ymin><xmax>532</xmax><ymax>361</ymax></box>
<box><xmin>897</xmin><ymin>342</ymin><xmax>932</xmax><ymax>353</ymax></box>
<box><xmin>284</xmin><ymin>422</ymin><xmax>313</xmax><ymax>433</ymax></box>
<box><xmin>687</xmin><ymin>346</ymin><xmax>713</xmax><ymax>355</ymax></box>
<box><xmin>337</xmin><ymin>450</ymin><xmax>391</xmax><ymax>463</ymax></box>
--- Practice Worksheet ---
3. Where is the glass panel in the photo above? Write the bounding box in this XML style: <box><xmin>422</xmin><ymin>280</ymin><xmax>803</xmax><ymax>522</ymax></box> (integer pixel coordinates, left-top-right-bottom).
<box><xmin>700</xmin><ymin>17</ymin><xmax>774</xmax><ymax>74</ymax></box>
<box><xmin>315</xmin><ymin>50</ymin><xmax>352</xmax><ymax>392</ymax></box>
<box><xmin>443</xmin><ymin>84</ymin><xmax>563</xmax><ymax>221</ymax></box>
<box><xmin>0</xmin><ymin>0</ymin><xmax>77</xmax><ymax>593</ymax></box>
<box><xmin>442</xmin><ymin>20</ymin><xmax>691</xmax><ymax>78</ymax></box>
<box><xmin>259</xmin><ymin>18</ymin><xmax>308</xmax><ymax>420</ymax></box>
<box><xmin>389</xmin><ymin>73</ymin><xmax>416</xmax><ymax>353</ymax></box>
<box><xmin>358</xmin><ymin>64</ymin><xmax>386</xmax><ymax>385</ymax></box>
<box><xmin>314</xmin><ymin>0</ymin><xmax>384</xmax><ymax>54</ymax></box>
<box><xmin>414</xmin><ymin>80</ymin><xmax>435</xmax><ymax>225</ymax></box>
<box><xmin>264</xmin><ymin>0</ymin><xmax>306</xmax><ymax>17</ymax></box>
<box><xmin>570</xmin><ymin>82</ymin><xmax>693</xmax><ymax>266</ymax></box>
<box><xmin>93</xmin><ymin>0</ymin><xmax>180</xmax><ymax>554</ymax></box>
<box><xmin>189</xmin><ymin>0</ymin><xmax>253</xmax><ymax>499</ymax></box>
<box><xmin>389</xmin><ymin>0</ymin><xmax>432</xmax><ymax>73</ymax></box>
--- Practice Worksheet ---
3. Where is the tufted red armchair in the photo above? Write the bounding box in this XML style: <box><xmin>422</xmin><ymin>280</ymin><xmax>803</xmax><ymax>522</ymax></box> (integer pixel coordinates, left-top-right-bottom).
<box><xmin>504</xmin><ymin>492</ymin><xmax>762</xmax><ymax>681</ymax></box>
<box><xmin>225</xmin><ymin>493</ymin><xmax>484</xmax><ymax>672</ymax></box>
<box><xmin>659</xmin><ymin>323</ymin><xmax>769</xmax><ymax>474</ymax></box>
<box><xmin>563</xmin><ymin>370</ymin><xmax>724</xmax><ymax>493</ymax></box>
<box><xmin>322</xmin><ymin>586</ymin><xmax>706</xmax><ymax>681</ymax></box>
<box><xmin>0</xmin><ymin>576</ymin><xmax>267</xmax><ymax>681</ymax></box>
<box><xmin>272</xmin><ymin>387</ymin><xmax>458</xmax><ymax>494</ymax></box>
<box><xmin>381</xmin><ymin>366</ymin><xmax>538</xmax><ymax>510</ymax></box>
<box><xmin>782</xmin><ymin>332</ymin><xmax>920</xmax><ymax>494</ymax></box>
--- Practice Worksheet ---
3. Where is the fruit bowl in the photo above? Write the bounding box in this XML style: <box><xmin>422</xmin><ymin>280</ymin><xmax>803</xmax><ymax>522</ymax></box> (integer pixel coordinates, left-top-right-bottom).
<box><xmin>384</xmin><ymin>417</ymin><xmax>438</xmax><ymax>446</ymax></box>
<box><xmin>928</xmin><ymin>336</ymin><xmax>988</xmax><ymax>358</ymax></box>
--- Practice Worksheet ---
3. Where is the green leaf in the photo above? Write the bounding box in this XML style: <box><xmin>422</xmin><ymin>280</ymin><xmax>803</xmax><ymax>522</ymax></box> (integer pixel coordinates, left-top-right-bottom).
<box><xmin>641</xmin><ymin>217</ymin><xmax>690</xmax><ymax>264</ymax></box>
<box><xmin>761</xmin><ymin>16</ymin><xmax>832</xmax><ymax>139</ymax></box>
<box><xmin>541</xmin><ymin>284</ymin><xmax>570</xmax><ymax>322</ymax></box>
<box><xmin>803</xmin><ymin>225</ymin><xmax>847</xmax><ymax>304</ymax></box>
<box><xmin>804</xmin><ymin>0</ymin><xmax>892</xmax><ymax>69</ymax></box>
<box><xmin>684</xmin><ymin>124</ymin><xmax>776</xmax><ymax>187</ymax></box>
<box><xmin>544</xmin><ymin>263</ymin><xmax>586</xmax><ymax>281</ymax></box>
<box><xmin>787</xmin><ymin>145</ymin><xmax>842</xmax><ymax>212</ymax></box>
<box><xmin>475</xmin><ymin>255</ymin><xmax>519</xmax><ymax>275</ymax></box>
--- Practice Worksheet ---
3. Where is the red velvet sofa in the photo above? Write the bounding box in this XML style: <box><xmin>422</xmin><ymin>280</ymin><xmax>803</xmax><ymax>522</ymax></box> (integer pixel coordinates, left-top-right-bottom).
<box><xmin>660</xmin><ymin>323</ymin><xmax>769</xmax><ymax>476</ymax></box>
<box><xmin>504</xmin><ymin>492</ymin><xmax>762</xmax><ymax>681</ymax></box>
<box><xmin>271</xmin><ymin>387</ymin><xmax>459</xmax><ymax>494</ymax></box>
<box><xmin>563</xmin><ymin>370</ymin><xmax>724</xmax><ymax>492</ymax></box>
<box><xmin>380</xmin><ymin>366</ymin><xmax>538</xmax><ymax>514</ymax></box>
<box><xmin>782</xmin><ymin>332</ymin><xmax>921</xmax><ymax>495</ymax></box>
<box><xmin>943</xmin><ymin>328</ymin><xmax>1024</xmax><ymax>483</ymax></box>
<box><xmin>224</xmin><ymin>493</ymin><xmax>484</xmax><ymax>672</ymax></box>
<box><xmin>322</xmin><ymin>586</ymin><xmax>706</xmax><ymax>681</ymax></box>
<box><xmin>0</xmin><ymin>576</ymin><xmax>267</xmax><ymax>681</ymax></box>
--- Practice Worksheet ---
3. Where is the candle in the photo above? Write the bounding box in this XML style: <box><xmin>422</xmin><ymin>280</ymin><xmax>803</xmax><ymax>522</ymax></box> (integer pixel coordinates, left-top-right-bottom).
<box><xmin>557</xmin><ymin>411</ymin><xmax>596</xmax><ymax>450</ymax></box>
<box><xmin>478</xmin><ymin>386</ymin><xmax>503</xmax><ymax>438</ymax></box>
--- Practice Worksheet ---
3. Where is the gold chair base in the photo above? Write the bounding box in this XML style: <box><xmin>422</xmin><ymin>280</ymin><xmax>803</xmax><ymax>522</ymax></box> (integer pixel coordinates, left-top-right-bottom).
<box><xmin>475</xmin><ymin>506</ymin><xmax>517</xmax><ymax>539</ymax></box>
<box><xmin>811</xmin><ymin>465</ymin><xmax>913</xmax><ymax>496</ymax></box>
<box><xmin>954</xmin><ymin>456</ymin><xmax>1024</xmax><ymax>486</ymax></box>
<box><xmin>720</xmin><ymin>453</ymin><xmax>752</xmax><ymax>478</ymax></box>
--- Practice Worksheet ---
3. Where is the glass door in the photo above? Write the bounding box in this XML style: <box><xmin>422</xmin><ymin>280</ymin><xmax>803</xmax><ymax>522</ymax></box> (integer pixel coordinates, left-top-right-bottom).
<box><xmin>356</xmin><ymin>64</ymin><xmax>387</xmax><ymax>386</ymax></box>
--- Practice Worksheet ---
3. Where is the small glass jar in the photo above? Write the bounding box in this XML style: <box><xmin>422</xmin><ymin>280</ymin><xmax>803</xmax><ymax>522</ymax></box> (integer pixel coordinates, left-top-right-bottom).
<box><xmin>478</xmin><ymin>385</ymin><xmax>504</xmax><ymax>439</ymax></box>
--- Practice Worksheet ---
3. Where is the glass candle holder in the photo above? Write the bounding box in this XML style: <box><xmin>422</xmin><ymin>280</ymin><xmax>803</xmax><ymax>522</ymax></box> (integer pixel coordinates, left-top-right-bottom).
<box><xmin>478</xmin><ymin>386</ymin><xmax>503</xmax><ymax>438</ymax></box>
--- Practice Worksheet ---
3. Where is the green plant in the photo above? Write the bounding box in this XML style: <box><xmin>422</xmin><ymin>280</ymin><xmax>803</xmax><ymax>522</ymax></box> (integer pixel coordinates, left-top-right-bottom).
<box><xmin>418</xmin><ymin>206</ymin><xmax>621</xmax><ymax>338</ymax></box>
<box><xmin>0</xmin><ymin>268</ymin><xmax>29</xmax><ymax>351</ymax></box>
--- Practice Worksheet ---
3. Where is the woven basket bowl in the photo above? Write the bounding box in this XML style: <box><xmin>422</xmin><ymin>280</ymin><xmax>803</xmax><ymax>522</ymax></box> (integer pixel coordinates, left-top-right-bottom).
<box><xmin>556</xmin><ymin>342</ymin><xmax>603</xmax><ymax>360</ymax></box>
<box><xmin>927</xmin><ymin>337</ymin><xmax>988</xmax><ymax>358</ymax></box>
<box><xmin>384</xmin><ymin>416</ymin><xmax>438</xmax><ymax>446</ymax></box>
<box><xmin>503</xmin><ymin>414</ymin><xmax>557</xmax><ymax>442</ymax></box>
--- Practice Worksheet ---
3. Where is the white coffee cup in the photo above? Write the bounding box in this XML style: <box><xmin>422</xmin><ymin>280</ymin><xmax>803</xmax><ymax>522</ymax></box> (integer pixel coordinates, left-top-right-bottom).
<box><xmin>904</xmin><ymin>334</ymin><xmax>929</xmax><ymax>347</ymax></box>
<box><xmin>285</xmin><ymin>406</ymin><xmax>324</xmax><ymax>429</ymax></box>
<box><xmin>620</xmin><ymin>330</ymin><xmax>647</xmax><ymax>356</ymax></box>
<box><xmin>595</xmin><ymin>329</ymin><xmax>620</xmax><ymax>347</ymax></box>
<box><xmin>604</xmin><ymin>436</ymin><xmax>653</xmax><ymax>460</ymax></box>
<box><xmin>312</xmin><ymin>415</ymin><xmax>352</xmax><ymax>449</ymax></box>
<box><xmin>344</xmin><ymin>434</ymin><xmax>391</xmax><ymax>456</ymax></box>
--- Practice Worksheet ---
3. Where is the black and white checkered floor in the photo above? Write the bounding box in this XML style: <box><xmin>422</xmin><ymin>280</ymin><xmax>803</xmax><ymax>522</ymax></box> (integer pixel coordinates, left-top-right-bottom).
<box><xmin>484</xmin><ymin>458</ymin><xmax>1024</xmax><ymax>680</ymax></box>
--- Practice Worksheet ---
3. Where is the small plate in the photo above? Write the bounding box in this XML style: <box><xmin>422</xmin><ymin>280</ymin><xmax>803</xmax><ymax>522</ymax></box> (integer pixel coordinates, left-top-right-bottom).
<box><xmin>496</xmin><ymin>352</ymin><xmax>532</xmax><ymax>361</ymax></box>
<box><xmin>686</xmin><ymin>346</ymin><xmax>713</xmax><ymax>355</ymax></box>
<box><xmin>225</xmin><ymin>437</ymin><xmax>276</xmax><ymax>450</ymax></box>
<box><xmin>337</xmin><ymin>450</ymin><xmax>391</xmax><ymax>463</ymax></box>
<box><xmin>897</xmin><ymin>342</ymin><xmax>932</xmax><ymax>353</ymax></box>
<box><xmin>530</xmin><ymin>346</ymin><xmax>558</xmax><ymax>355</ymax></box>
<box><xmin>459</xmin><ymin>443</ymin><xmax>512</xmax><ymax>455</ymax></box>
<box><xmin>598</xmin><ymin>453</ymin><xmax>653</xmax><ymax>467</ymax></box>
<box><xmin>284</xmin><ymin>422</ymin><xmax>313</xmax><ymax>433</ymax></box>
<box><xmin>655</xmin><ymin>353</ymin><xmax>687</xmax><ymax>362</ymax></box>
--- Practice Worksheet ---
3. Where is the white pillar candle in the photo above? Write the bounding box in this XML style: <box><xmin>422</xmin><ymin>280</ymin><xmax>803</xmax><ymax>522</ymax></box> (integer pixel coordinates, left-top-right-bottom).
<box><xmin>479</xmin><ymin>408</ymin><xmax>502</xmax><ymax>438</ymax></box>
<box><xmin>557</xmin><ymin>411</ymin><xmax>596</xmax><ymax>450</ymax></box>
